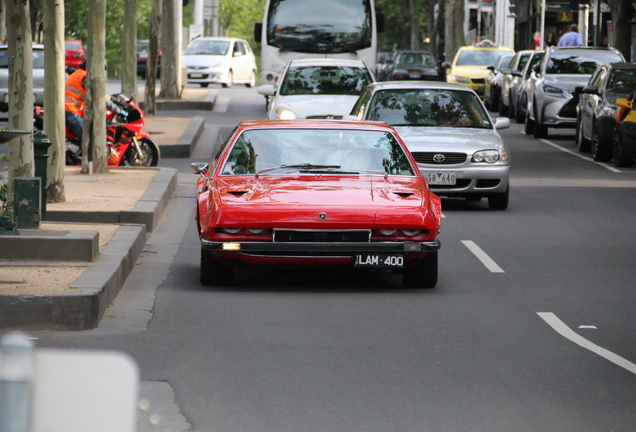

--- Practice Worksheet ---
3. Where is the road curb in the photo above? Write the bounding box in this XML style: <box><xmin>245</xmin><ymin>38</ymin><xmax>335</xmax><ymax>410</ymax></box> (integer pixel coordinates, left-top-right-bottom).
<box><xmin>0</xmin><ymin>224</ymin><xmax>147</xmax><ymax>331</ymax></box>
<box><xmin>158</xmin><ymin>116</ymin><xmax>205</xmax><ymax>158</ymax></box>
<box><xmin>46</xmin><ymin>167</ymin><xmax>177</xmax><ymax>232</ymax></box>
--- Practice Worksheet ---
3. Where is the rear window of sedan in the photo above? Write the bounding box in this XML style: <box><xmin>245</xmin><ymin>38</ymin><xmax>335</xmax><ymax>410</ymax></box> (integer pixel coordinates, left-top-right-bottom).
<box><xmin>395</xmin><ymin>52</ymin><xmax>435</xmax><ymax>67</ymax></box>
<box><xmin>0</xmin><ymin>48</ymin><xmax>44</xmax><ymax>69</ymax></box>
<box><xmin>364</xmin><ymin>89</ymin><xmax>492</xmax><ymax>128</ymax></box>
<box><xmin>220</xmin><ymin>128</ymin><xmax>416</xmax><ymax>176</ymax></box>
<box><xmin>456</xmin><ymin>50</ymin><xmax>512</xmax><ymax>66</ymax></box>
<box><xmin>280</xmin><ymin>66</ymin><xmax>373</xmax><ymax>96</ymax></box>
<box><xmin>607</xmin><ymin>68</ymin><xmax>636</xmax><ymax>95</ymax></box>
<box><xmin>546</xmin><ymin>50</ymin><xmax>624</xmax><ymax>74</ymax></box>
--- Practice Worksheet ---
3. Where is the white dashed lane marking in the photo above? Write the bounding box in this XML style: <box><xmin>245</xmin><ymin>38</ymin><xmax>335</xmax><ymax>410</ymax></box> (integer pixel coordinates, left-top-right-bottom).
<box><xmin>461</xmin><ymin>240</ymin><xmax>505</xmax><ymax>273</ymax></box>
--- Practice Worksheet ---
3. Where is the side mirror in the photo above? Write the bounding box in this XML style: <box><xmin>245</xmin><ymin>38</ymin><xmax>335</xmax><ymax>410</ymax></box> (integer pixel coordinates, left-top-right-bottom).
<box><xmin>487</xmin><ymin>65</ymin><xmax>496</xmax><ymax>72</ymax></box>
<box><xmin>441</xmin><ymin>61</ymin><xmax>451</xmax><ymax>69</ymax></box>
<box><xmin>191</xmin><ymin>162</ymin><xmax>209</xmax><ymax>175</ymax></box>
<box><xmin>495</xmin><ymin>117</ymin><xmax>510</xmax><ymax>130</ymax></box>
<box><xmin>616</xmin><ymin>98</ymin><xmax>632</xmax><ymax>109</ymax></box>
<box><xmin>574</xmin><ymin>86</ymin><xmax>584</xmax><ymax>94</ymax></box>
<box><xmin>511</xmin><ymin>70</ymin><xmax>523</xmax><ymax>77</ymax></box>
<box><xmin>342</xmin><ymin>115</ymin><xmax>359</xmax><ymax>121</ymax></box>
<box><xmin>385</xmin><ymin>59</ymin><xmax>394</xmax><ymax>65</ymax></box>
<box><xmin>233</xmin><ymin>51</ymin><xmax>242</xmax><ymax>57</ymax></box>
<box><xmin>257</xmin><ymin>85</ymin><xmax>276</xmax><ymax>96</ymax></box>
<box><xmin>582</xmin><ymin>85</ymin><xmax>599</xmax><ymax>95</ymax></box>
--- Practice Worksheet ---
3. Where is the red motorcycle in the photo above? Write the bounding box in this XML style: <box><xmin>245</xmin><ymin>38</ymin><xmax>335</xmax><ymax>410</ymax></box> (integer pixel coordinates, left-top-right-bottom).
<box><xmin>35</xmin><ymin>93</ymin><xmax>160</xmax><ymax>167</ymax></box>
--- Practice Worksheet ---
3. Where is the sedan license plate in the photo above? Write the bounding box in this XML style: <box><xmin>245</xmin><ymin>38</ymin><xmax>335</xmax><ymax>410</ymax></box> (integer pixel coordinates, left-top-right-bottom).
<box><xmin>189</xmin><ymin>73</ymin><xmax>203</xmax><ymax>78</ymax></box>
<box><xmin>424</xmin><ymin>172</ymin><xmax>457</xmax><ymax>185</ymax></box>
<box><xmin>354</xmin><ymin>254</ymin><xmax>404</xmax><ymax>268</ymax></box>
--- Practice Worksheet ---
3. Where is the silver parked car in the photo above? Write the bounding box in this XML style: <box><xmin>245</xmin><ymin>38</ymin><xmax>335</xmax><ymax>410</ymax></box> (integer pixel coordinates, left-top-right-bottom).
<box><xmin>350</xmin><ymin>82</ymin><xmax>511</xmax><ymax>209</ymax></box>
<box><xmin>512</xmin><ymin>51</ymin><xmax>544</xmax><ymax>125</ymax></box>
<box><xmin>525</xmin><ymin>46</ymin><xmax>624</xmax><ymax>139</ymax></box>
<box><xmin>0</xmin><ymin>44</ymin><xmax>45</xmax><ymax>111</ymax></box>
<box><xmin>575</xmin><ymin>62</ymin><xmax>636</xmax><ymax>158</ymax></box>
<box><xmin>500</xmin><ymin>50</ymin><xmax>534</xmax><ymax>118</ymax></box>
<box><xmin>484</xmin><ymin>53</ymin><xmax>514</xmax><ymax>112</ymax></box>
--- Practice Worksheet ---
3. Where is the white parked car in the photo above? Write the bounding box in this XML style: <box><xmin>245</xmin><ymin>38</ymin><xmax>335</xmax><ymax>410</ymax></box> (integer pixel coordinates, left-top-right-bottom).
<box><xmin>350</xmin><ymin>81</ymin><xmax>511</xmax><ymax>209</ymax></box>
<box><xmin>182</xmin><ymin>37</ymin><xmax>257</xmax><ymax>88</ymax></box>
<box><xmin>258</xmin><ymin>58</ymin><xmax>375</xmax><ymax>119</ymax></box>
<box><xmin>0</xmin><ymin>44</ymin><xmax>45</xmax><ymax>111</ymax></box>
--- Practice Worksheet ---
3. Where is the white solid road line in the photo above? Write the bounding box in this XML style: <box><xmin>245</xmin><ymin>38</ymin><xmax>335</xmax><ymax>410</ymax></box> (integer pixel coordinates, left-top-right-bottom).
<box><xmin>538</xmin><ymin>312</ymin><xmax>636</xmax><ymax>375</ymax></box>
<box><xmin>461</xmin><ymin>240</ymin><xmax>505</xmax><ymax>273</ymax></box>
<box><xmin>539</xmin><ymin>139</ymin><xmax>622</xmax><ymax>173</ymax></box>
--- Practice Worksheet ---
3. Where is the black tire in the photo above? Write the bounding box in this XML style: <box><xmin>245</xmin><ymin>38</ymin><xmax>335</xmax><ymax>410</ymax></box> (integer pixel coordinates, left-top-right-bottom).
<box><xmin>592</xmin><ymin>116</ymin><xmax>615</xmax><ymax>162</ymax></box>
<box><xmin>575</xmin><ymin>117</ymin><xmax>590</xmax><ymax>153</ymax></box>
<box><xmin>403</xmin><ymin>252</ymin><xmax>438</xmax><ymax>289</ymax></box>
<box><xmin>199</xmin><ymin>83</ymin><xmax>209</xmax><ymax>88</ymax></box>
<box><xmin>612</xmin><ymin>130</ymin><xmax>636</xmax><ymax>168</ymax></box>
<box><xmin>500</xmin><ymin>101</ymin><xmax>509</xmax><ymax>117</ymax></box>
<box><xmin>200</xmin><ymin>248</ymin><xmax>234</xmax><ymax>286</ymax></box>
<box><xmin>122</xmin><ymin>137</ymin><xmax>160</xmax><ymax>167</ymax></box>
<box><xmin>488</xmin><ymin>186</ymin><xmax>509</xmax><ymax>210</ymax></box>
<box><xmin>245</xmin><ymin>70</ymin><xmax>256</xmax><ymax>88</ymax></box>
<box><xmin>508</xmin><ymin>92</ymin><xmax>516</xmax><ymax>119</ymax></box>
<box><xmin>515</xmin><ymin>100</ymin><xmax>525</xmax><ymax>124</ymax></box>
<box><xmin>533</xmin><ymin>102</ymin><xmax>548</xmax><ymax>138</ymax></box>
<box><xmin>222</xmin><ymin>70</ymin><xmax>233</xmax><ymax>88</ymax></box>
<box><xmin>491</xmin><ymin>95</ymin><xmax>500</xmax><ymax>113</ymax></box>
<box><xmin>524</xmin><ymin>109</ymin><xmax>535</xmax><ymax>135</ymax></box>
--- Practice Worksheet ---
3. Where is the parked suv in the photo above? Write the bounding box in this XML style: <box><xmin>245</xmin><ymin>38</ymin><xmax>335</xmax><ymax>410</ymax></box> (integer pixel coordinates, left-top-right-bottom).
<box><xmin>525</xmin><ymin>46</ymin><xmax>624</xmax><ymax>138</ymax></box>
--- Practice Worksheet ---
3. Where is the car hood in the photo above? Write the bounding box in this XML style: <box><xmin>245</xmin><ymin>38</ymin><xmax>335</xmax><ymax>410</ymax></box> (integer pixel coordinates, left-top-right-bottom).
<box><xmin>182</xmin><ymin>54</ymin><xmax>226</xmax><ymax>68</ymax></box>
<box><xmin>274</xmin><ymin>95</ymin><xmax>361</xmax><ymax>118</ymax></box>
<box><xmin>544</xmin><ymin>74</ymin><xmax>592</xmax><ymax>92</ymax></box>
<box><xmin>217</xmin><ymin>176</ymin><xmax>424</xmax><ymax>207</ymax></box>
<box><xmin>394</xmin><ymin>126</ymin><xmax>504</xmax><ymax>152</ymax></box>
<box><xmin>451</xmin><ymin>65</ymin><xmax>489</xmax><ymax>78</ymax></box>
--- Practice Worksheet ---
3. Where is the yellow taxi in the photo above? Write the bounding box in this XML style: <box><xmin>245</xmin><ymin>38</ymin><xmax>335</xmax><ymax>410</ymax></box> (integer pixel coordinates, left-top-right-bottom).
<box><xmin>442</xmin><ymin>40</ymin><xmax>515</xmax><ymax>98</ymax></box>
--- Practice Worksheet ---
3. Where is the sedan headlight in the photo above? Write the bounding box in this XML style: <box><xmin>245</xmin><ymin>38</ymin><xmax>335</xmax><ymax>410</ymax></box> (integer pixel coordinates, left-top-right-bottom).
<box><xmin>543</xmin><ymin>84</ymin><xmax>565</xmax><ymax>97</ymax></box>
<box><xmin>472</xmin><ymin>150</ymin><xmax>500</xmax><ymax>163</ymax></box>
<box><xmin>276</xmin><ymin>107</ymin><xmax>297</xmax><ymax>120</ymax></box>
<box><xmin>449</xmin><ymin>75</ymin><xmax>470</xmax><ymax>84</ymax></box>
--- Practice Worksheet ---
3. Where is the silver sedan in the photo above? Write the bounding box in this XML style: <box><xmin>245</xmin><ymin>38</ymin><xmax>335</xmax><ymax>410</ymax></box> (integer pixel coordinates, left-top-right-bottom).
<box><xmin>350</xmin><ymin>81</ymin><xmax>511</xmax><ymax>209</ymax></box>
<box><xmin>0</xmin><ymin>44</ymin><xmax>45</xmax><ymax>111</ymax></box>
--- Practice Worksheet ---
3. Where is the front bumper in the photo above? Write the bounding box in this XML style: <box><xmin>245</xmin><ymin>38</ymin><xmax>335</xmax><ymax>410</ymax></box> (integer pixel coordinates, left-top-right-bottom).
<box><xmin>186</xmin><ymin>68</ymin><xmax>226</xmax><ymax>84</ymax></box>
<box><xmin>539</xmin><ymin>91</ymin><xmax>578</xmax><ymax>128</ymax></box>
<box><xmin>418</xmin><ymin>164</ymin><xmax>510</xmax><ymax>196</ymax></box>
<box><xmin>201</xmin><ymin>240</ymin><xmax>441</xmax><ymax>254</ymax></box>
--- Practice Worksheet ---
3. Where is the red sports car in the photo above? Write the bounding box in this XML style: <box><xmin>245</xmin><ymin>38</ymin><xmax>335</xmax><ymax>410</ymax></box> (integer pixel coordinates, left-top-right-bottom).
<box><xmin>64</xmin><ymin>40</ymin><xmax>85</xmax><ymax>73</ymax></box>
<box><xmin>192</xmin><ymin>119</ymin><xmax>442</xmax><ymax>288</ymax></box>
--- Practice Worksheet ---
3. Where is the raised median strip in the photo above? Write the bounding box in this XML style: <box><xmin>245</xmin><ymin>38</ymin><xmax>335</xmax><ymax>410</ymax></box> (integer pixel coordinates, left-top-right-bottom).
<box><xmin>158</xmin><ymin>116</ymin><xmax>205</xmax><ymax>158</ymax></box>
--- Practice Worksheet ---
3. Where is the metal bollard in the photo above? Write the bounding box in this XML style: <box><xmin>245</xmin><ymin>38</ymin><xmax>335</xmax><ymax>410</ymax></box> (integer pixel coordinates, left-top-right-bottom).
<box><xmin>33</xmin><ymin>130</ymin><xmax>52</xmax><ymax>220</ymax></box>
<box><xmin>0</xmin><ymin>333</ymin><xmax>35</xmax><ymax>432</ymax></box>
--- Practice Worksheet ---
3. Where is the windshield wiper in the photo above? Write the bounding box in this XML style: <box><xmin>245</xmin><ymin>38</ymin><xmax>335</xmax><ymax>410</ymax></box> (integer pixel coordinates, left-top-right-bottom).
<box><xmin>255</xmin><ymin>164</ymin><xmax>341</xmax><ymax>176</ymax></box>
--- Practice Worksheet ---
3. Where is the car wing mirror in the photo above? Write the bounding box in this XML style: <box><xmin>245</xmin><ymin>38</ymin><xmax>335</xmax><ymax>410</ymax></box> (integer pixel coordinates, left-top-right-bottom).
<box><xmin>532</xmin><ymin>64</ymin><xmax>541</xmax><ymax>75</ymax></box>
<box><xmin>257</xmin><ymin>85</ymin><xmax>276</xmax><ymax>96</ymax></box>
<box><xmin>191</xmin><ymin>162</ymin><xmax>209</xmax><ymax>176</ymax></box>
<box><xmin>495</xmin><ymin>117</ymin><xmax>510</xmax><ymax>130</ymax></box>
<box><xmin>616</xmin><ymin>98</ymin><xmax>632</xmax><ymax>109</ymax></box>
<box><xmin>342</xmin><ymin>115</ymin><xmax>359</xmax><ymax>121</ymax></box>
<box><xmin>487</xmin><ymin>65</ymin><xmax>496</xmax><ymax>72</ymax></box>
<box><xmin>582</xmin><ymin>85</ymin><xmax>599</xmax><ymax>95</ymax></box>
<box><xmin>441</xmin><ymin>61</ymin><xmax>451</xmax><ymax>69</ymax></box>
<box><xmin>511</xmin><ymin>70</ymin><xmax>523</xmax><ymax>77</ymax></box>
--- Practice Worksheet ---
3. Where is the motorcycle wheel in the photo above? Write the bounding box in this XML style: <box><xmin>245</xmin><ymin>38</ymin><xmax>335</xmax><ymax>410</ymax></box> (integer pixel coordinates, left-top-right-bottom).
<box><xmin>122</xmin><ymin>137</ymin><xmax>160</xmax><ymax>167</ymax></box>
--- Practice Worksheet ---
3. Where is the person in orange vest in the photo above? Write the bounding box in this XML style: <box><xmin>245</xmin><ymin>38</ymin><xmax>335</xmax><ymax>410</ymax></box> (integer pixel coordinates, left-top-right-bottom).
<box><xmin>64</xmin><ymin>58</ymin><xmax>127</xmax><ymax>142</ymax></box>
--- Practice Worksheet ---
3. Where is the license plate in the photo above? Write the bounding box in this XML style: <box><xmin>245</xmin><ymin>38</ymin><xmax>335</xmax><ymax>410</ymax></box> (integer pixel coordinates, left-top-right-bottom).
<box><xmin>354</xmin><ymin>254</ymin><xmax>404</xmax><ymax>268</ymax></box>
<box><xmin>409</xmin><ymin>73</ymin><xmax>421</xmax><ymax>79</ymax></box>
<box><xmin>424</xmin><ymin>172</ymin><xmax>457</xmax><ymax>185</ymax></box>
<box><xmin>189</xmin><ymin>73</ymin><xmax>203</xmax><ymax>78</ymax></box>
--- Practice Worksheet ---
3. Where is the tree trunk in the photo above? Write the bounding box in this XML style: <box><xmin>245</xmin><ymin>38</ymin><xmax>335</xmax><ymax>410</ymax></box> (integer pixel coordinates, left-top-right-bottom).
<box><xmin>425</xmin><ymin>0</ymin><xmax>440</xmax><ymax>59</ymax></box>
<box><xmin>159</xmin><ymin>0</ymin><xmax>179</xmax><ymax>99</ymax></box>
<box><xmin>42</xmin><ymin>0</ymin><xmax>65</xmax><ymax>202</ymax></box>
<box><xmin>0</xmin><ymin>0</ymin><xmax>7</xmax><ymax>43</ymax></box>
<box><xmin>121</xmin><ymin>0</ymin><xmax>137</xmax><ymax>102</ymax></box>
<box><xmin>145</xmin><ymin>0</ymin><xmax>161</xmax><ymax>115</ymax></box>
<box><xmin>82</xmin><ymin>0</ymin><xmax>107</xmax><ymax>174</ymax></box>
<box><xmin>7</xmin><ymin>0</ymin><xmax>34</xmax><ymax>181</ymax></box>
<box><xmin>409</xmin><ymin>0</ymin><xmax>420</xmax><ymax>50</ymax></box>
<box><xmin>607</xmin><ymin>0</ymin><xmax>632</xmax><ymax>61</ymax></box>
<box><xmin>444</xmin><ymin>0</ymin><xmax>465</xmax><ymax>63</ymax></box>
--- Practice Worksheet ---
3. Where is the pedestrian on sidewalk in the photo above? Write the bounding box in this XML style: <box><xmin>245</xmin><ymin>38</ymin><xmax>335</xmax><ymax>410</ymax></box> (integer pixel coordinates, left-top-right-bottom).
<box><xmin>531</xmin><ymin>32</ymin><xmax>543</xmax><ymax>50</ymax></box>
<box><xmin>545</xmin><ymin>32</ymin><xmax>557</xmax><ymax>47</ymax></box>
<box><xmin>557</xmin><ymin>24</ymin><xmax>583</xmax><ymax>47</ymax></box>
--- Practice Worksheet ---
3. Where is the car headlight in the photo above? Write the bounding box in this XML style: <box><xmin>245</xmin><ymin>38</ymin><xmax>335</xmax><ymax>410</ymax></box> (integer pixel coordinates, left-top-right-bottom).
<box><xmin>223</xmin><ymin>228</ymin><xmax>242</xmax><ymax>234</ymax></box>
<box><xmin>400</xmin><ymin>229</ymin><xmax>420</xmax><ymax>236</ymax></box>
<box><xmin>276</xmin><ymin>107</ymin><xmax>297</xmax><ymax>120</ymax></box>
<box><xmin>543</xmin><ymin>84</ymin><xmax>565</xmax><ymax>96</ymax></box>
<box><xmin>449</xmin><ymin>75</ymin><xmax>470</xmax><ymax>84</ymax></box>
<box><xmin>379</xmin><ymin>229</ymin><xmax>397</xmax><ymax>236</ymax></box>
<box><xmin>247</xmin><ymin>228</ymin><xmax>265</xmax><ymax>234</ymax></box>
<box><xmin>472</xmin><ymin>150</ymin><xmax>500</xmax><ymax>163</ymax></box>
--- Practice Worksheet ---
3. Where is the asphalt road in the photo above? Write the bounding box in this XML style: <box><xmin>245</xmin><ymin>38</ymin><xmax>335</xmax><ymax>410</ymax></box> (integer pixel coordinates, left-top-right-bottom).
<box><xmin>20</xmin><ymin>87</ymin><xmax>636</xmax><ymax>431</ymax></box>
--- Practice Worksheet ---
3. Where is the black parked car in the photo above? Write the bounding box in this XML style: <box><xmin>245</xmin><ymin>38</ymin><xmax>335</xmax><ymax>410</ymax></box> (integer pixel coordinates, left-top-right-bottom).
<box><xmin>387</xmin><ymin>50</ymin><xmax>439</xmax><ymax>81</ymax></box>
<box><xmin>484</xmin><ymin>53</ymin><xmax>514</xmax><ymax>112</ymax></box>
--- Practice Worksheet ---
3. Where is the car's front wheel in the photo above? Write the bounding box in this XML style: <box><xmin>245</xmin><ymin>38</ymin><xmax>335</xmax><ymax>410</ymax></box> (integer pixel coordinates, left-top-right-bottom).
<box><xmin>245</xmin><ymin>70</ymin><xmax>256</xmax><ymax>88</ymax></box>
<box><xmin>403</xmin><ymin>252</ymin><xmax>438</xmax><ymax>289</ymax></box>
<box><xmin>524</xmin><ymin>109</ymin><xmax>535</xmax><ymax>135</ymax></box>
<box><xmin>612</xmin><ymin>129</ymin><xmax>636</xmax><ymax>168</ymax></box>
<box><xmin>591</xmin><ymin>116</ymin><xmax>615</xmax><ymax>162</ymax></box>
<box><xmin>533</xmin><ymin>102</ymin><xmax>548</xmax><ymax>138</ymax></box>
<box><xmin>200</xmin><ymin>249</ymin><xmax>234</xmax><ymax>286</ymax></box>
<box><xmin>488</xmin><ymin>186</ymin><xmax>509</xmax><ymax>210</ymax></box>
<box><xmin>222</xmin><ymin>70</ymin><xmax>233</xmax><ymax>88</ymax></box>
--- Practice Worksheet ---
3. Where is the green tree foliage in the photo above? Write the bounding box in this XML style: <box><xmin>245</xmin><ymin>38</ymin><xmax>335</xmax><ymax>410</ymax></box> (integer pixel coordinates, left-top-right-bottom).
<box><xmin>219</xmin><ymin>0</ymin><xmax>265</xmax><ymax>44</ymax></box>
<box><xmin>375</xmin><ymin>0</ymin><xmax>429</xmax><ymax>51</ymax></box>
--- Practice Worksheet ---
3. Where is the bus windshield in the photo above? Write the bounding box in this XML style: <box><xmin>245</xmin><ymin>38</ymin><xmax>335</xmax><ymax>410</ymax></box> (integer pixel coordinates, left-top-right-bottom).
<box><xmin>266</xmin><ymin>0</ymin><xmax>372</xmax><ymax>54</ymax></box>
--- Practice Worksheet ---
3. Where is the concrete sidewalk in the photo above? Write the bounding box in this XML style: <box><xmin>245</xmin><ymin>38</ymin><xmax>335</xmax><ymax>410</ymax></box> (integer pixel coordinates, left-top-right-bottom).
<box><xmin>0</xmin><ymin>86</ymin><xmax>213</xmax><ymax>331</ymax></box>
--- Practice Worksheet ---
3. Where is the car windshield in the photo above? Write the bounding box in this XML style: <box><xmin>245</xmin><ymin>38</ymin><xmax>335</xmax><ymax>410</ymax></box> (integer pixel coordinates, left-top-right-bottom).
<box><xmin>183</xmin><ymin>40</ymin><xmax>230</xmax><ymax>55</ymax></box>
<box><xmin>220</xmin><ymin>129</ymin><xmax>415</xmax><ymax>176</ymax></box>
<box><xmin>65</xmin><ymin>41</ymin><xmax>81</xmax><ymax>51</ymax></box>
<box><xmin>546</xmin><ymin>50</ymin><xmax>624</xmax><ymax>74</ymax></box>
<box><xmin>499</xmin><ymin>55</ymin><xmax>514</xmax><ymax>69</ymax></box>
<box><xmin>266</xmin><ymin>0</ymin><xmax>372</xmax><ymax>54</ymax></box>
<box><xmin>279</xmin><ymin>65</ymin><xmax>373</xmax><ymax>96</ymax></box>
<box><xmin>607</xmin><ymin>68</ymin><xmax>636</xmax><ymax>96</ymax></box>
<box><xmin>456</xmin><ymin>50</ymin><xmax>512</xmax><ymax>66</ymax></box>
<box><xmin>395</xmin><ymin>52</ymin><xmax>435</xmax><ymax>67</ymax></box>
<box><xmin>137</xmin><ymin>41</ymin><xmax>149</xmax><ymax>52</ymax></box>
<box><xmin>365</xmin><ymin>89</ymin><xmax>492</xmax><ymax>128</ymax></box>
<box><xmin>525</xmin><ymin>53</ymin><xmax>544</xmax><ymax>78</ymax></box>
<box><xmin>0</xmin><ymin>49</ymin><xmax>44</xmax><ymax>68</ymax></box>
